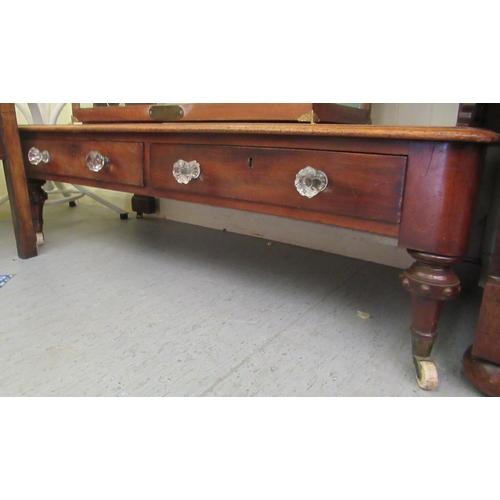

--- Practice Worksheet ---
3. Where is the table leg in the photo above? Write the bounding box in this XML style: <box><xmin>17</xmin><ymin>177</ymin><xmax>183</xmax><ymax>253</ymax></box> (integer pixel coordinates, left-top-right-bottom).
<box><xmin>27</xmin><ymin>179</ymin><xmax>47</xmax><ymax>246</ymax></box>
<box><xmin>401</xmin><ymin>250</ymin><xmax>462</xmax><ymax>390</ymax></box>
<box><xmin>1</xmin><ymin>104</ymin><xmax>38</xmax><ymax>259</ymax></box>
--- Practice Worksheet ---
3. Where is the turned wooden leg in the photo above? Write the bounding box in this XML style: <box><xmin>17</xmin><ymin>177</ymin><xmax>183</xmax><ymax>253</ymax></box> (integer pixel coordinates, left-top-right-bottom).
<box><xmin>1</xmin><ymin>103</ymin><xmax>38</xmax><ymax>259</ymax></box>
<box><xmin>401</xmin><ymin>250</ymin><xmax>462</xmax><ymax>390</ymax></box>
<box><xmin>27</xmin><ymin>179</ymin><xmax>48</xmax><ymax>245</ymax></box>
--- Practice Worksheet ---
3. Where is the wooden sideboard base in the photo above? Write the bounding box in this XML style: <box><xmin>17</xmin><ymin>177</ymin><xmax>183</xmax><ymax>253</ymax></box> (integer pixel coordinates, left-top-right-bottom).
<box><xmin>463</xmin><ymin>346</ymin><xmax>500</xmax><ymax>396</ymax></box>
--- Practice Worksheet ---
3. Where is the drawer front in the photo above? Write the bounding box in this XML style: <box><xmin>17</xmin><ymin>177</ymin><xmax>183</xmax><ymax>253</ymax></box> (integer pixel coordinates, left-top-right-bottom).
<box><xmin>151</xmin><ymin>144</ymin><xmax>407</xmax><ymax>223</ymax></box>
<box><xmin>23</xmin><ymin>139</ymin><xmax>145</xmax><ymax>187</ymax></box>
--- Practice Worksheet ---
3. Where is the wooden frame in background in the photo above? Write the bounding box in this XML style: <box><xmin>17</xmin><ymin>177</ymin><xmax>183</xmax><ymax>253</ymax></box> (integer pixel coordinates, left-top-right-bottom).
<box><xmin>71</xmin><ymin>103</ymin><xmax>371</xmax><ymax>124</ymax></box>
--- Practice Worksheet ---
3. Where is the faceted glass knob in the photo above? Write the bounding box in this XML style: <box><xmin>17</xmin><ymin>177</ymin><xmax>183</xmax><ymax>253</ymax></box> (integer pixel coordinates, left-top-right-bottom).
<box><xmin>294</xmin><ymin>166</ymin><xmax>328</xmax><ymax>198</ymax></box>
<box><xmin>86</xmin><ymin>151</ymin><xmax>109</xmax><ymax>172</ymax></box>
<box><xmin>28</xmin><ymin>147</ymin><xmax>50</xmax><ymax>165</ymax></box>
<box><xmin>173</xmin><ymin>159</ymin><xmax>201</xmax><ymax>184</ymax></box>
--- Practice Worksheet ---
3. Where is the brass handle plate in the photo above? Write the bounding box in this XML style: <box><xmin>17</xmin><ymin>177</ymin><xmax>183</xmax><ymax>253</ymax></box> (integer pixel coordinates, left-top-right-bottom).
<box><xmin>149</xmin><ymin>105</ymin><xmax>185</xmax><ymax>121</ymax></box>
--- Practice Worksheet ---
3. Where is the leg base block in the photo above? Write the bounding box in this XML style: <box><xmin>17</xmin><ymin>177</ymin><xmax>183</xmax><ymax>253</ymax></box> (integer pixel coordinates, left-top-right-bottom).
<box><xmin>463</xmin><ymin>346</ymin><xmax>500</xmax><ymax>396</ymax></box>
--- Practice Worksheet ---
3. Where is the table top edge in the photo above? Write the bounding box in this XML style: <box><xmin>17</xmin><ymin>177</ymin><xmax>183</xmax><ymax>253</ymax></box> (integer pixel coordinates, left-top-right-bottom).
<box><xmin>17</xmin><ymin>123</ymin><xmax>500</xmax><ymax>143</ymax></box>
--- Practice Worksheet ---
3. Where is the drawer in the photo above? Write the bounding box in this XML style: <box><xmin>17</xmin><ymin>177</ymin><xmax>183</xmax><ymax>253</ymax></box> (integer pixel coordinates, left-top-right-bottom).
<box><xmin>150</xmin><ymin>144</ymin><xmax>407</xmax><ymax>223</ymax></box>
<box><xmin>22</xmin><ymin>139</ymin><xmax>145</xmax><ymax>187</ymax></box>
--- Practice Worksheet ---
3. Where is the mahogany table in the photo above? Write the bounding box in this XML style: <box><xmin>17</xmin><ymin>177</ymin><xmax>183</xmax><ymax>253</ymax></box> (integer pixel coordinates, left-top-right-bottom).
<box><xmin>8</xmin><ymin>122</ymin><xmax>500</xmax><ymax>390</ymax></box>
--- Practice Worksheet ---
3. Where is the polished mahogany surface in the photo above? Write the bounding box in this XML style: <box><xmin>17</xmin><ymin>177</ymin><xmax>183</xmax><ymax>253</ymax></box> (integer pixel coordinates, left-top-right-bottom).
<box><xmin>18</xmin><ymin>123</ymin><xmax>499</xmax><ymax>249</ymax></box>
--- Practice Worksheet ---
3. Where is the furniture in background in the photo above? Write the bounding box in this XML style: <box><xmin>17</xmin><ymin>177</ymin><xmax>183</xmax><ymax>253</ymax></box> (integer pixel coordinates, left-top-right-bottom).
<box><xmin>71</xmin><ymin>103</ymin><xmax>372</xmax><ymax>125</ymax></box>
<box><xmin>463</xmin><ymin>212</ymin><xmax>500</xmax><ymax>396</ymax></box>
<box><xmin>13</xmin><ymin>116</ymin><xmax>500</xmax><ymax>391</ymax></box>
<box><xmin>458</xmin><ymin>103</ymin><xmax>500</xmax><ymax>396</ymax></box>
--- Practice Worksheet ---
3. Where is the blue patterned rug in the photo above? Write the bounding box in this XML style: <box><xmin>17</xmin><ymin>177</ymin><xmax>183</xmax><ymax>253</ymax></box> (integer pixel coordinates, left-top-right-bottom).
<box><xmin>0</xmin><ymin>275</ymin><xmax>13</xmax><ymax>289</ymax></box>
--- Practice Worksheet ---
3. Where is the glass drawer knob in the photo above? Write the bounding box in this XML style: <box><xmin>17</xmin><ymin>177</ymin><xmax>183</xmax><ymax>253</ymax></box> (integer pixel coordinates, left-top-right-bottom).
<box><xmin>28</xmin><ymin>147</ymin><xmax>50</xmax><ymax>165</ymax></box>
<box><xmin>173</xmin><ymin>159</ymin><xmax>201</xmax><ymax>184</ymax></box>
<box><xmin>86</xmin><ymin>151</ymin><xmax>110</xmax><ymax>172</ymax></box>
<box><xmin>294</xmin><ymin>166</ymin><xmax>328</xmax><ymax>198</ymax></box>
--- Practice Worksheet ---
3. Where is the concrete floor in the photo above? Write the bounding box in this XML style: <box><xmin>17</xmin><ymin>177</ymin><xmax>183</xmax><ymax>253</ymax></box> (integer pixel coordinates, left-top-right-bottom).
<box><xmin>0</xmin><ymin>202</ymin><xmax>486</xmax><ymax>396</ymax></box>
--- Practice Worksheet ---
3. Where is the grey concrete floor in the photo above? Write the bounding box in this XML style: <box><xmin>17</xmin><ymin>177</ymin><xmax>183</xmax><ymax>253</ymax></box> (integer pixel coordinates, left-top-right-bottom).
<box><xmin>0</xmin><ymin>203</ymin><xmax>486</xmax><ymax>396</ymax></box>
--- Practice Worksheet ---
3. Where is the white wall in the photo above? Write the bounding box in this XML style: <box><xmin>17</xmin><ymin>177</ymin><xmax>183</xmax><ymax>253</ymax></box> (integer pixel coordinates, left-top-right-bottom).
<box><xmin>1</xmin><ymin>104</ymin><xmax>460</xmax><ymax>269</ymax></box>
<box><xmin>371</xmin><ymin>103</ymin><xmax>459</xmax><ymax>126</ymax></box>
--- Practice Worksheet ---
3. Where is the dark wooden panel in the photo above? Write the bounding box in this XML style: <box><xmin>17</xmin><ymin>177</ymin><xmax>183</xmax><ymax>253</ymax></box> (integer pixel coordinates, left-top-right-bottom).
<box><xmin>22</xmin><ymin>139</ymin><xmax>145</xmax><ymax>187</ymax></box>
<box><xmin>490</xmin><ymin>218</ymin><xmax>500</xmax><ymax>278</ymax></box>
<box><xmin>471</xmin><ymin>280</ymin><xmax>500</xmax><ymax>364</ymax></box>
<box><xmin>457</xmin><ymin>103</ymin><xmax>500</xmax><ymax>133</ymax></box>
<box><xmin>470</xmin><ymin>205</ymin><xmax>500</xmax><ymax>365</ymax></box>
<box><xmin>150</xmin><ymin>144</ymin><xmax>407</xmax><ymax>224</ymax></box>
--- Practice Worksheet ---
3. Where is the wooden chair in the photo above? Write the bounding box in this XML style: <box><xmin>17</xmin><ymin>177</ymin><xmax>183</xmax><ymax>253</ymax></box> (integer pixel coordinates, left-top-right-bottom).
<box><xmin>0</xmin><ymin>103</ymin><xmax>37</xmax><ymax>258</ymax></box>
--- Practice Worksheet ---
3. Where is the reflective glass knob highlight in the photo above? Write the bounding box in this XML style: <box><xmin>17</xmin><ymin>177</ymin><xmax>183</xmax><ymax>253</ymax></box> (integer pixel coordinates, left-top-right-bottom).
<box><xmin>294</xmin><ymin>166</ymin><xmax>328</xmax><ymax>198</ymax></box>
<box><xmin>86</xmin><ymin>151</ymin><xmax>110</xmax><ymax>172</ymax></box>
<box><xmin>28</xmin><ymin>147</ymin><xmax>50</xmax><ymax>165</ymax></box>
<box><xmin>173</xmin><ymin>159</ymin><xmax>201</xmax><ymax>184</ymax></box>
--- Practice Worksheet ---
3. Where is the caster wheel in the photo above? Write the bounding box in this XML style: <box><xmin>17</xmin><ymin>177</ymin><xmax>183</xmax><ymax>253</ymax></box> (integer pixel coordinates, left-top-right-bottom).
<box><xmin>69</xmin><ymin>201</ymin><xmax>77</xmax><ymax>207</ymax></box>
<box><xmin>36</xmin><ymin>232</ymin><xmax>44</xmax><ymax>246</ymax></box>
<box><xmin>120</xmin><ymin>213</ymin><xmax>128</xmax><ymax>220</ymax></box>
<box><xmin>416</xmin><ymin>360</ymin><xmax>438</xmax><ymax>390</ymax></box>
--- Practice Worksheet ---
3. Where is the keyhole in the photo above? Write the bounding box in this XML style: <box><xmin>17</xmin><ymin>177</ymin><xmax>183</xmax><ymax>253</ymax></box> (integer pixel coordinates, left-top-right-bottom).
<box><xmin>248</xmin><ymin>157</ymin><xmax>253</xmax><ymax>168</ymax></box>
